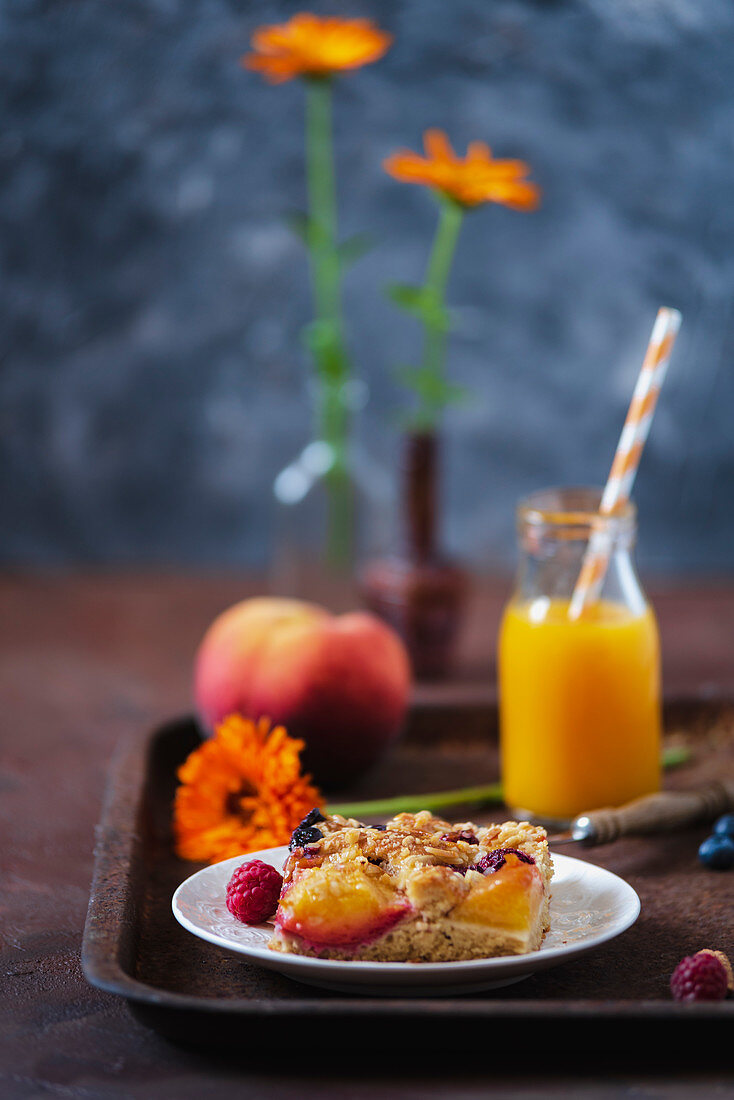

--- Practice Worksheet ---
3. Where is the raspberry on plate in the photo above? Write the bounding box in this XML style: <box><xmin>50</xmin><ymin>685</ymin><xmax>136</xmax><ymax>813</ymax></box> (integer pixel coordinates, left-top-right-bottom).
<box><xmin>226</xmin><ymin>859</ymin><xmax>283</xmax><ymax>924</ymax></box>
<box><xmin>670</xmin><ymin>951</ymin><xmax>730</xmax><ymax>1003</ymax></box>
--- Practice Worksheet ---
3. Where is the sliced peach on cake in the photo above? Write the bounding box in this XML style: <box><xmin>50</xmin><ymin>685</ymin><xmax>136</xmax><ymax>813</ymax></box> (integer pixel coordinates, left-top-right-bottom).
<box><xmin>452</xmin><ymin>853</ymin><xmax>544</xmax><ymax>931</ymax></box>
<box><xmin>275</xmin><ymin>863</ymin><xmax>411</xmax><ymax>948</ymax></box>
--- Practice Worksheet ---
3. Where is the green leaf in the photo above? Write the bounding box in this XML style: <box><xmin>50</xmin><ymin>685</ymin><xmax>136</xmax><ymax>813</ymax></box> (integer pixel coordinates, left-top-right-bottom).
<box><xmin>285</xmin><ymin>211</ymin><xmax>330</xmax><ymax>250</ymax></box>
<box><xmin>301</xmin><ymin>320</ymin><xmax>349</xmax><ymax>381</ymax></box>
<box><xmin>385</xmin><ymin>283</ymin><xmax>450</xmax><ymax>331</ymax></box>
<box><xmin>394</xmin><ymin>365</ymin><xmax>469</xmax><ymax>409</ymax></box>
<box><xmin>386</xmin><ymin>283</ymin><xmax>424</xmax><ymax>310</ymax></box>
<box><xmin>338</xmin><ymin>233</ymin><xmax>373</xmax><ymax>267</ymax></box>
<box><xmin>440</xmin><ymin>381</ymin><xmax>469</xmax><ymax>406</ymax></box>
<box><xmin>302</xmin><ymin>319</ymin><xmax>339</xmax><ymax>357</ymax></box>
<box><xmin>284</xmin><ymin>210</ymin><xmax>311</xmax><ymax>244</ymax></box>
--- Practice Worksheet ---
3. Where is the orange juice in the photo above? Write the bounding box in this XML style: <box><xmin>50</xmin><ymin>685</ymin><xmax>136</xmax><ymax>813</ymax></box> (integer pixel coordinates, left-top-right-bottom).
<box><xmin>499</xmin><ymin>597</ymin><xmax>661</xmax><ymax>821</ymax></box>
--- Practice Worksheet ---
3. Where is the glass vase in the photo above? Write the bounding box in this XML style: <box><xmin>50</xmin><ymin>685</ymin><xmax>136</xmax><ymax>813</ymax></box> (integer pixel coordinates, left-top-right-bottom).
<box><xmin>360</xmin><ymin>429</ymin><xmax>468</xmax><ymax>679</ymax></box>
<box><xmin>269</xmin><ymin>380</ymin><xmax>389</xmax><ymax>600</ymax></box>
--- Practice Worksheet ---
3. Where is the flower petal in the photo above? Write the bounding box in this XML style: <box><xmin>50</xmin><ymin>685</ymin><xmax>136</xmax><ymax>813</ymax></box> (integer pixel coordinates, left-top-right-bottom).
<box><xmin>173</xmin><ymin>714</ymin><xmax>322</xmax><ymax>864</ymax></box>
<box><xmin>246</xmin><ymin>15</ymin><xmax>391</xmax><ymax>81</ymax></box>
<box><xmin>385</xmin><ymin>132</ymin><xmax>539</xmax><ymax>211</ymax></box>
<box><xmin>424</xmin><ymin>129</ymin><xmax>455</xmax><ymax>163</ymax></box>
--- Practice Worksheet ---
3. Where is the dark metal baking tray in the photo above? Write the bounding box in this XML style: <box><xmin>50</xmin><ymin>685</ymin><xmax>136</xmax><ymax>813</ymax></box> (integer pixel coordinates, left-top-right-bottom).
<box><xmin>82</xmin><ymin>698</ymin><xmax>734</xmax><ymax>1054</ymax></box>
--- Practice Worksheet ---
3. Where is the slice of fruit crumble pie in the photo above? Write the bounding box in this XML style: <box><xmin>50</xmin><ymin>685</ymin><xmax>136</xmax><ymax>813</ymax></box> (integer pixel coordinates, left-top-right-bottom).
<box><xmin>268</xmin><ymin>809</ymin><xmax>553</xmax><ymax>962</ymax></box>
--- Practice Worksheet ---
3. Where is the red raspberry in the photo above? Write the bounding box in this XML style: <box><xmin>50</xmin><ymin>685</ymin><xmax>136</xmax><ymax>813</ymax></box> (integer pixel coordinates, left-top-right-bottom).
<box><xmin>226</xmin><ymin>860</ymin><xmax>283</xmax><ymax>924</ymax></box>
<box><xmin>670</xmin><ymin>951</ymin><xmax>730</xmax><ymax>1002</ymax></box>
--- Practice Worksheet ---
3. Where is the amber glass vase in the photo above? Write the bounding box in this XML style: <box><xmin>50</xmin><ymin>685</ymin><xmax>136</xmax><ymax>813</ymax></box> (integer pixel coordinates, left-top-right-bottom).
<box><xmin>360</xmin><ymin>430</ymin><xmax>467</xmax><ymax>679</ymax></box>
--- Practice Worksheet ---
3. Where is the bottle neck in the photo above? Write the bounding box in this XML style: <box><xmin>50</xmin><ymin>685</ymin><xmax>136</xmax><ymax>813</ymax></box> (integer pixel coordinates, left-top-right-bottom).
<box><xmin>402</xmin><ymin>430</ymin><xmax>438</xmax><ymax>562</ymax></box>
<box><xmin>511</xmin><ymin>487</ymin><xmax>646</xmax><ymax>613</ymax></box>
<box><xmin>514</xmin><ymin>538</ymin><xmax>647</xmax><ymax>615</ymax></box>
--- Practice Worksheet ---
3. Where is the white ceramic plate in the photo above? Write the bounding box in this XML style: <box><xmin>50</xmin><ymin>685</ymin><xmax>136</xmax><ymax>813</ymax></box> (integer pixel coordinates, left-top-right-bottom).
<box><xmin>172</xmin><ymin>847</ymin><xmax>640</xmax><ymax>996</ymax></box>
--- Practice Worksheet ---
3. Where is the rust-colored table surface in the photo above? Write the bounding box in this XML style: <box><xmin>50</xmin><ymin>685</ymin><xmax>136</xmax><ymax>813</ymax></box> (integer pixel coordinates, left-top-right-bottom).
<box><xmin>2</xmin><ymin>572</ymin><xmax>734</xmax><ymax>1099</ymax></box>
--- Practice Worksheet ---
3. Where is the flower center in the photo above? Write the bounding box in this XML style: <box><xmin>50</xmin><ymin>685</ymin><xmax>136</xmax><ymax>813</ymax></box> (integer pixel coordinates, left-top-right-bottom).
<box><xmin>225</xmin><ymin>780</ymin><xmax>258</xmax><ymax>820</ymax></box>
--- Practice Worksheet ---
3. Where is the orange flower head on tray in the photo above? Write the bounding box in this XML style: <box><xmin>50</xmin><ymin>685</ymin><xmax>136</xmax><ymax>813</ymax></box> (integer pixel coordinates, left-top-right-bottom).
<box><xmin>243</xmin><ymin>13</ymin><xmax>393</xmax><ymax>83</ymax></box>
<box><xmin>174</xmin><ymin>714</ymin><xmax>322</xmax><ymax>864</ymax></box>
<box><xmin>384</xmin><ymin>129</ymin><xmax>541</xmax><ymax>210</ymax></box>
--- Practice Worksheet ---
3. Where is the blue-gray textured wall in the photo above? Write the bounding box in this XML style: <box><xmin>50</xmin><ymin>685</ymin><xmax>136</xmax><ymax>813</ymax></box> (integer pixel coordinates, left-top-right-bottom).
<box><xmin>2</xmin><ymin>0</ymin><xmax>734</xmax><ymax>572</ymax></box>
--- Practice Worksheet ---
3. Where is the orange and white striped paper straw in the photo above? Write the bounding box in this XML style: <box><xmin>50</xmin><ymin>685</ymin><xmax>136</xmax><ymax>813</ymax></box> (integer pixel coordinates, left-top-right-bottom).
<box><xmin>568</xmin><ymin>306</ymin><xmax>682</xmax><ymax>620</ymax></box>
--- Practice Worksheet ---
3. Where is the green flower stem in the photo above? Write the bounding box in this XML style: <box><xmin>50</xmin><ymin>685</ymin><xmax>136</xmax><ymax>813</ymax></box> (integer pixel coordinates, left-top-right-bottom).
<box><xmin>319</xmin><ymin>384</ymin><xmax>353</xmax><ymax>568</ymax></box>
<box><xmin>327</xmin><ymin>743</ymin><xmax>691</xmax><ymax>820</ymax></box>
<box><xmin>328</xmin><ymin>782</ymin><xmax>503</xmax><ymax>821</ymax></box>
<box><xmin>305</xmin><ymin>77</ymin><xmax>352</xmax><ymax>567</ymax></box>
<box><xmin>419</xmin><ymin>196</ymin><xmax>464</xmax><ymax>427</ymax></box>
<box><xmin>305</xmin><ymin>78</ymin><xmax>341</xmax><ymax>329</ymax></box>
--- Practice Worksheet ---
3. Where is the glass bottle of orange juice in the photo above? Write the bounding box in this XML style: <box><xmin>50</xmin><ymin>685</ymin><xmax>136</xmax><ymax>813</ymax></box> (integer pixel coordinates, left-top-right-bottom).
<box><xmin>498</xmin><ymin>487</ymin><xmax>661</xmax><ymax>825</ymax></box>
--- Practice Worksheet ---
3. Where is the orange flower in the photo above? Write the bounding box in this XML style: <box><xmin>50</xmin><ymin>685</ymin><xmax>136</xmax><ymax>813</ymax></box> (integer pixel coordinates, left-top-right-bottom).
<box><xmin>243</xmin><ymin>13</ymin><xmax>392</xmax><ymax>84</ymax></box>
<box><xmin>384</xmin><ymin>129</ymin><xmax>541</xmax><ymax>210</ymax></box>
<box><xmin>173</xmin><ymin>714</ymin><xmax>322</xmax><ymax>864</ymax></box>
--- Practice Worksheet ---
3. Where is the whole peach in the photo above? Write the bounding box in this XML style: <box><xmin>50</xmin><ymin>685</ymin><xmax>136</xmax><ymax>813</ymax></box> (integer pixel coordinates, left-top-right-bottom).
<box><xmin>194</xmin><ymin>597</ymin><xmax>411</xmax><ymax>787</ymax></box>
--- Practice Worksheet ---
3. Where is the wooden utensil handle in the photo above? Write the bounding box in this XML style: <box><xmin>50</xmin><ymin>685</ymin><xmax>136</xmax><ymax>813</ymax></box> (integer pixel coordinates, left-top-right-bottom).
<box><xmin>578</xmin><ymin>781</ymin><xmax>734</xmax><ymax>845</ymax></box>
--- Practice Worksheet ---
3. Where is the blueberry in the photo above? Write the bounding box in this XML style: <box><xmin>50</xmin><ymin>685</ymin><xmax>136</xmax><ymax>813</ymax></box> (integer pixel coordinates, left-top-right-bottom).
<box><xmin>298</xmin><ymin>808</ymin><xmax>325</xmax><ymax>828</ymax></box>
<box><xmin>712</xmin><ymin>813</ymin><xmax>734</xmax><ymax>840</ymax></box>
<box><xmin>289</xmin><ymin>825</ymin><xmax>323</xmax><ymax>851</ymax></box>
<box><xmin>698</xmin><ymin>834</ymin><xmax>734</xmax><ymax>870</ymax></box>
<box><xmin>289</xmin><ymin>809</ymin><xmax>325</xmax><ymax>851</ymax></box>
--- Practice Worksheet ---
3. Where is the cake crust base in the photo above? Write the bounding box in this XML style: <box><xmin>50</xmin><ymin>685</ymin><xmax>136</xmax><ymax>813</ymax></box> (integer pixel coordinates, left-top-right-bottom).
<box><xmin>270</xmin><ymin>914</ymin><xmax>546</xmax><ymax>962</ymax></box>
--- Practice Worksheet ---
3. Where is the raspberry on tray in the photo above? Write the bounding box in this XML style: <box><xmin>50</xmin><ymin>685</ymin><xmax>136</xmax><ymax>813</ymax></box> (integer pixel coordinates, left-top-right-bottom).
<box><xmin>266</xmin><ymin>809</ymin><xmax>553</xmax><ymax>962</ymax></box>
